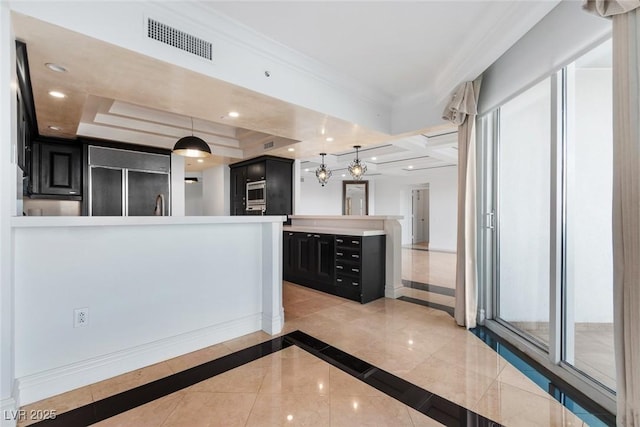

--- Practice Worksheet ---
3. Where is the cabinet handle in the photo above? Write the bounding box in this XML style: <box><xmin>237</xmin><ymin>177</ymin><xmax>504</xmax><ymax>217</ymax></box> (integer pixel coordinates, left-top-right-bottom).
<box><xmin>352</xmin><ymin>240</ymin><xmax>360</xmax><ymax>245</ymax></box>
<box><xmin>336</xmin><ymin>265</ymin><xmax>343</xmax><ymax>270</ymax></box>
<box><xmin>336</xmin><ymin>239</ymin><xmax>343</xmax><ymax>243</ymax></box>
<box><xmin>288</xmin><ymin>233</ymin><xmax>294</xmax><ymax>236</ymax></box>
<box><xmin>351</xmin><ymin>268</ymin><xmax>359</xmax><ymax>273</ymax></box>
<box><xmin>336</xmin><ymin>252</ymin><xmax>343</xmax><ymax>256</ymax></box>
<box><xmin>336</xmin><ymin>278</ymin><xmax>343</xmax><ymax>283</ymax></box>
<box><xmin>313</xmin><ymin>234</ymin><xmax>320</xmax><ymax>238</ymax></box>
<box><xmin>351</xmin><ymin>254</ymin><xmax>359</xmax><ymax>259</ymax></box>
<box><xmin>352</xmin><ymin>282</ymin><xmax>359</xmax><ymax>286</ymax></box>
<box><xmin>307</xmin><ymin>234</ymin><xmax>312</xmax><ymax>237</ymax></box>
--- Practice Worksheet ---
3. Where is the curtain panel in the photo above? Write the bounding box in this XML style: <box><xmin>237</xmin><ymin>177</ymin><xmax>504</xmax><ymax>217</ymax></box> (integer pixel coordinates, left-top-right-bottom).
<box><xmin>583</xmin><ymin>1</ymin><xmax>640</xmax><ymax>425</ymax></box>
<box><xmin>442</xmin><ymin>77</ymin><xmax>482</xmax><ymax>329</ymax></box>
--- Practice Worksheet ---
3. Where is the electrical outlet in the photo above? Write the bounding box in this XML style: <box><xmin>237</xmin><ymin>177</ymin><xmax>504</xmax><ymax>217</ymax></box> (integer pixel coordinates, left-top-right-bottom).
<box><xmin>74</xmin><ymin>307</ymin><xmax>89</xmax><ymax>328</ymax></box>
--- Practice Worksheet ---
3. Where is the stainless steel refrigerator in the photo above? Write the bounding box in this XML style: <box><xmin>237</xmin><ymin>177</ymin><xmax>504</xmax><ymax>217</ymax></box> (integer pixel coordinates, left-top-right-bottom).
<box><xmin>88</xmin><ymin>146</ymin><xmax>170</xmax><ymax>216</ymax></box>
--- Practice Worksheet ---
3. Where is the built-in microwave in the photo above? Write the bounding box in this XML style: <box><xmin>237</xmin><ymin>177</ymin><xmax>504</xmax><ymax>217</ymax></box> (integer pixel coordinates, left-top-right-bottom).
<box><xmin>246</xmin><ymin>180</ymin><xmax>266</xmax><ymax>211</ymax></box>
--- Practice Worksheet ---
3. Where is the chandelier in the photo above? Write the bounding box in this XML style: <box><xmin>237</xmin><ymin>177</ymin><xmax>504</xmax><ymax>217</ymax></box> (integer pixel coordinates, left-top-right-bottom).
<box><xmin>315</xmin><ymin>153</ymin><xmax>332</xmax><ymax>186</ymax></box>
<box><xmin>348</xmin><ymin>145</ymin><xmax>367</xmax><ymax>180</ymax></box>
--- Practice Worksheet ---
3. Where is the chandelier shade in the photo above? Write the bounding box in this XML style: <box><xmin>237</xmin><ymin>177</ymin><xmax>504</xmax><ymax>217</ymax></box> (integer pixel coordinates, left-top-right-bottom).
<box><xmin>315</xmin><ymin>153</ymin><xmax>332</xmax><ymax>186</ymax></box>
<box><xmin>348</xmin><ymin>145</ymin><xmax>367</xmax><ymax>180</ymax></box>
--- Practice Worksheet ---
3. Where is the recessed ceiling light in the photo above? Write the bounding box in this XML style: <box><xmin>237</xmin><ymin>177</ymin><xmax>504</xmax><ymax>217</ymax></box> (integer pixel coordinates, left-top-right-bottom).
<box><xmin>304</xmin><ymin>168</ymin><xmax>309</xmax><ymax>172</ymax></box>
<box><xmin>341</xmin><ymin>174</ymin><xmax>346</xmax><ymax>177</ymax></box>
<box><xmin>48</xmin><ymin>125</ymin><xmax>62</xmax><ymax>131</ymax></box>
<box><xmin>325</xmin><ymin>137</ymin><xmax>334</xmax><ymax>142</ymax></box>
<box><xmin>48</xmin><ymin>90</ymin><xmax>66</xmax><ymax>98</ymax></box>
<box><xmin>45</xmin><ymin>63</ymin><xmax>67</xmax><ymax>73</ymax></box>
<box><xmin>287</xmin><ymin>148</ymin><xmax>295</xmax><ymax>152</ymax></box>
<box><xmin>408</xmin><ymin>165</ymin><xmax>414</xmax><ymax>169</ymax></box>
<box><xmin>197</xmin><ymin>159</ymin><xmax>204</xmax><ymax>163</ymax></box>
<box><xmin>228</xmin><ymin>111</ymin><xmax>239</xmax><ymax>118</ymax></box>
<box><xmin>371</xmin><ymin>157</ymin><xmax>377</xmax><ymax>160</ymax></box>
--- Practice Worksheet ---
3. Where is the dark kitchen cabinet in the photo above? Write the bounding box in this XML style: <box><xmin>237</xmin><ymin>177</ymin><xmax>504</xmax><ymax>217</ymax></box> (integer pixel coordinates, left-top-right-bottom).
<box><xmin>246</xmin><ymin>161</ymin><xmax>266</xmax><ymax>182</ymax></box>
<box><xmin>334</xmin><ymin>235</ymin><xmax>385</xmax><ymax>303</ymax></box>
<box><xmin>230</xmin><ymin>166</ymin><xmax>247</xmax><ymax>215</ymax></box>
<box><xmin>284</xmin><ymin>231</ymin><xmax>335</xmax><ymax>292</ymax></box>
<box><xmin>30</xmin><ymin>140</ymin><xmax>82</xmax><ymax>200</ymax></box>
<box><xmin>283</xmin><ymin>231</ymin><xmax>385</xmax><ymax>303</ymax></box>
<box><xmin>229</xmin><ymin>156</ymin><xmax>293</xmax><ymax>217</ymax></box>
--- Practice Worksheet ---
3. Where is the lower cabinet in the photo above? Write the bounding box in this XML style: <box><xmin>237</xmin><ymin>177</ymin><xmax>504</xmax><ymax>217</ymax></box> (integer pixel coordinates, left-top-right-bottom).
<box><xmin>283</xmin><ymin>231</ymin><xmax>385</xmax><ymax>303</ymax></box>
<box><xmin>284</xmin><ymin>232</ymin><xmax>335</xmax><ymax>292</ymax></box>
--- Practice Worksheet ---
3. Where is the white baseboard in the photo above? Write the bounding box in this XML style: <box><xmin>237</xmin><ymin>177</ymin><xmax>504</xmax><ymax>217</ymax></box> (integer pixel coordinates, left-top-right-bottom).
<box><xmin>426</xmin><ymin>247</ymin><xmax>456</xmax><ymax>254</ymax></box>
<box><xmin>16</xmin><ymin>314</ymin><xmax>261</xmax><ymax>406</ymax></box>
<box><xmin>1</xmin><ymin>398</ymin><xmax>17</xmax><ymax>427</ymax></box>
<box><xmin>261</xmin><ymin>308</ymin><xmax>284</xmax><ymax>335</ymax></box>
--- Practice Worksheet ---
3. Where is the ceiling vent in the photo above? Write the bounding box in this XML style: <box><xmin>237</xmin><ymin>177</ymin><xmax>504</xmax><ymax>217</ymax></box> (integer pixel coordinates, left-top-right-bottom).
<box><xmin>263</xmin><ymin>141</ymin><xmax>275</xmax><ymax>150</ymax></box>
<box><xmin>147</xmin><ymin>18</ymin><xmax>212</xmax><ymax>60</ymax></box>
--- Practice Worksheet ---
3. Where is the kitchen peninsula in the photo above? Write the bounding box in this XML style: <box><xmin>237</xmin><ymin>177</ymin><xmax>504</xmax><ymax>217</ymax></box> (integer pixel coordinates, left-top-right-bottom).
<box><xmin>11</xmin><ymin>215</ymin><xmax>285</xmax><ymax>405</ymax></box>
<box><xmin>283</xmin><ymin>215</ymin><xmax>403</xmax><ymax>301</ymax></box>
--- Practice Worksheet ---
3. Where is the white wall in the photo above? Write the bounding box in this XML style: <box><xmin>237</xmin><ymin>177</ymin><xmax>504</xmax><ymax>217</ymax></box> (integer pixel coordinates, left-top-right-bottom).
<box><xmin>170</xmin><ymin>154</ymin><xmax>185</xmax><ymax>216</ymax></box>
<box><xmin>375</xmin><ymin>167</ymin><xmax>457</xmax><ymax>252</ymax></box>
<box><xmin>184</xmin><ymin>171</ymin><xmax>204</xmax><ymax>216</ymax></box>
<box><xmin>296</xmin><ymin>173</ymin><xmax>344</xmax><ymax>215</ymax></box>
<box><xmin>202</xmin><ymin>165</ymin><xmax>229</xmax><ymax>216</ymax></box>
<box><xmin>295</xmin><ymin>166</ymin><xmax>457</xmax><ymax>252</ymax></box>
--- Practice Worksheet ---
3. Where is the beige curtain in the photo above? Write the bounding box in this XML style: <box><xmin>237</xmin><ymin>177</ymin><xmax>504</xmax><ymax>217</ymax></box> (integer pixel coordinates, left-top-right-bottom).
<box><xmin>583</xmin><ymin>1</ymin><xmax>640</xmax><ymax>425</ymax></box>
<box><xmin>442</xmin><ymin>77</ymin><xmax>482</xmax><ymax>329</ymax></box>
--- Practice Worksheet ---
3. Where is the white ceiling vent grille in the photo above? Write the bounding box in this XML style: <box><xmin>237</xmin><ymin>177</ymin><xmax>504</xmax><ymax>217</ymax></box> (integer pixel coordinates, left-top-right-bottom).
<box><xmin>147</xmin><ymin>18</ymin><xmax>212</xmax><ymax>60</ymax></box>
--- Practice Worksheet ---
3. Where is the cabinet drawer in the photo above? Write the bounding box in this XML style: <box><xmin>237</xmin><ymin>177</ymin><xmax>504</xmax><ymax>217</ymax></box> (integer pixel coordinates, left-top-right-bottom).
<box><xmin>335</xmin><ymin>248</ymin><xmax>362</xmax><ymax>262</ymax></box>
<box><xmin>335</xmin><ymin>236</ymin><xmax>361</xmax><ymax>248</ymax></box>
<box><xmin>336</xmin><ymin>273</ymin><xmax>361</xmax><ymax>288</ymax></box>
<box><xmin>335</xmin><ymin>261</ymin><xmax>361</xmax><ymax>277</ymax></box>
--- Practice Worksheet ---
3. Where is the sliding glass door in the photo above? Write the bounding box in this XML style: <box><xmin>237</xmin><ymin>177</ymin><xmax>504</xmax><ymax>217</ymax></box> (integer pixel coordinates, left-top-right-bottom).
<box><xmin>483</xmin><ymin>39</ymin><xmax>615</xmax><ymax>399</ymax></box>
<box><xmin>495</xmin><ymin>76</ymin><xmax>552</xmax><ymax>348</ymax></box>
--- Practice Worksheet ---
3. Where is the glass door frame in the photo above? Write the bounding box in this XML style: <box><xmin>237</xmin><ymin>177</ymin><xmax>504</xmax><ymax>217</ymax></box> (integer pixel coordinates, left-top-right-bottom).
<box><xmin>477</xmin><ymin>69</ymin><xmax>617</xmax><ymax>414</ymax></box>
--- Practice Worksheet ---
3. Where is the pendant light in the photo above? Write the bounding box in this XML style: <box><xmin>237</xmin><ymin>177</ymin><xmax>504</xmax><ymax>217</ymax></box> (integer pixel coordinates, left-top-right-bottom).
<box><xmin>348</xmin><ymin>145</ymin><xmax>367</xmax><ymax>180</ymax></box>
<box><xmin>315</xmin><ymin>153</ymin><xmax>332</xmax><ymax>186</ymax></box>
<box><xmin>173</xmin><ymin>117</ymin><xmax>212</xmax><ymax>158</ymax></box>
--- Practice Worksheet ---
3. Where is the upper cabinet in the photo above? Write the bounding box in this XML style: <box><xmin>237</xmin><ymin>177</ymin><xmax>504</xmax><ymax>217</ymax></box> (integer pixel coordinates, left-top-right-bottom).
<box><xmin>30</xmin><ymin>139</ymin><xmax>82</xmax><ymax>200</ymax></box>
<box><xmin>246</xmin><ymin>161</ymin><xmax>266</xmax><ymax>182</ymax></box>
<box><xmin>229</xmin><ymin>155</ymin><xmax>293</xmax><ymax>217</ymax></box>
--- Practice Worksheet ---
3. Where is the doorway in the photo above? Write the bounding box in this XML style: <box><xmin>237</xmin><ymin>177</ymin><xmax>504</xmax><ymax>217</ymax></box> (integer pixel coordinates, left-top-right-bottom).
<box><xmin>411</xmin><ymin>187</ymin><xmax>429</xmax><ymax>248</ymax></box>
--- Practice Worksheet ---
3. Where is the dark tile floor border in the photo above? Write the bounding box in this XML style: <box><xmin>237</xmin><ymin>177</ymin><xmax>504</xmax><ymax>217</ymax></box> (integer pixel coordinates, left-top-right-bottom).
<box><xmin>29</xmin><ymin>330</ymin><xmax>501</xmax><ymax>427</ymax></box>
<box><xmin>398</xmin><ymin>295</ymin><xmax>455</xmax><ymax>316</ymax></box>
<box><xmin>402</xmin><ymin>279</ymin><xmax>456</xmax><ymax>297</ymax></box>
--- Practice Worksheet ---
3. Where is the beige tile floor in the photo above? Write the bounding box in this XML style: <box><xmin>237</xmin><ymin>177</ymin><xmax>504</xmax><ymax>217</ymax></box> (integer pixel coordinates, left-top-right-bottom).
<box><xmin>511</xmin><ymin>321</ymin><xmax>616</xmax><ymax>391</ymax></box>
<box><xmin>19</xmin><ymin>282</ymin><xmax>586</xmax><ymax>426</ymax></box>
<box><xmin>401</xmin><ymin>247</ymin><xmax>456</xmax><ymax>310</ymax></box>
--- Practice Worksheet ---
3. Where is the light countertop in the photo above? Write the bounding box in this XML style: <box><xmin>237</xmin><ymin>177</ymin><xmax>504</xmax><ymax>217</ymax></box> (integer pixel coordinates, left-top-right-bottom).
<box><xmin>283</xmin><ymin>225</ymin><xmax>385</xmax><ymax>236</ymax></box>
<box><xmin>11</xmin><ymin>215</ymin><xmax>287</xmax><ymax>228</ymax></box>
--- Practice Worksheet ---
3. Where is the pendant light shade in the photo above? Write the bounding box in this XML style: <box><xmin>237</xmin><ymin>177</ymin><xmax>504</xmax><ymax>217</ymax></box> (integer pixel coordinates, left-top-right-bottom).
<box><xmin>348</xmin><ymin>145</ymin><xmax>367</xmax><ymax>180</ymax></box>
<box><xmin>315</xmin><ymin>153</ymin><xmax>332</xmax><ymax>186</ymax></box>
<box><xmin>173</xmin><ymin>118</ymin><xmax>212</xmax><ymax>158</ymax></box>
<box><xmin>173</xmin><ymin>136</ymin><xmax>211</xmax><ymax>158</ymax></box>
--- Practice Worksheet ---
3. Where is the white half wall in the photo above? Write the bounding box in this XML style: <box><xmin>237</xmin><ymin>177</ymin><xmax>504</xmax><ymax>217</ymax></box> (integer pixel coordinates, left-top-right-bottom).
<box><xmin>12</xmin><ymin>217</ymin><xmax>283</xmax><ymax>405</ymax></box>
